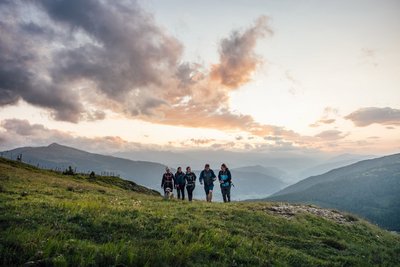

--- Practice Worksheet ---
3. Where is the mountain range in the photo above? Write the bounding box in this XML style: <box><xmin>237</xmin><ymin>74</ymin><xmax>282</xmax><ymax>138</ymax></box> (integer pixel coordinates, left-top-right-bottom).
<box><xmin>265</xmin><ymin>153</ymin><xmax>400</xmax><ymax>231</ymax></box>
<box><xmin>0</xmin><ymin>143</ymin><xmax>287</xmax><ymax>199</ymax></box>
<box><xmin>0</xmin><ymin>143</ymin><xmax>167</xmax><ymax>192</ymax></box>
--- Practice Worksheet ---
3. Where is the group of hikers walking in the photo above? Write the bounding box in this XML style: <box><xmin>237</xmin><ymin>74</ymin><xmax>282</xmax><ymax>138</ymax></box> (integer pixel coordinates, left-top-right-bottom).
<box><xmin>161</xmin><ymin>163</ymin><xmax>232</xmax><ymax>202</ymax></box>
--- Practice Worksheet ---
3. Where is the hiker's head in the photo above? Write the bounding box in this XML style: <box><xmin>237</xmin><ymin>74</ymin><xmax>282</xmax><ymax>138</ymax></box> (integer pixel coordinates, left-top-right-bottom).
<box><xmin>221</xmin><ymin>163</ymin><xmax>227</xmax><ymax>171</ymax></box>
<box><xmin>177</xmin><ymin>167</ymin><xmax>182</xmax><ymax>172</ymax></box>
<box><xmin>186</xmin><ymin>166</ymin><xmax>191</xmax><ymax>172</ymax></box>
<box><xmin>205</xmin><ymin>164</ymin><xmax>210</xmax><ymax>170</ymax></box>
<box><xmin>166</xmin><ymin>167</ymin><xmax>170</xmax><ymax>173</ymax></box>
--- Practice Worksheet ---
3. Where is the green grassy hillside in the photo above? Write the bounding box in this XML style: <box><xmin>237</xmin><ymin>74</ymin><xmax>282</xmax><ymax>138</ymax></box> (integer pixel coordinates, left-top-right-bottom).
<box><xmin>267</xmin><ymin>153</ymin><xmax>400</xmax><ymax>231</ymax></box>
<box><xmin>1</xmin><ymin>158</ymin><xmax>399</xmax><ymax>266</ymax></box>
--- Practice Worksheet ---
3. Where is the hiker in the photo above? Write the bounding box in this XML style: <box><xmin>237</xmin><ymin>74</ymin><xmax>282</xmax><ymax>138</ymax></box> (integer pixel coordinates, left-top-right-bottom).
<box><xmin>161</xmin><ymin>167</ymin><xmax>175</xmax><ymax>198</ymax></box>
<box><xmin>218</xmin><ymin>163</ymin><xmax>232</xmax><ymax>202</ymax></box>
<box><xmin>184</xmin><ymin>166</ymin><xmax>196</xmax><ymax>201</ymax></box>
<box><xmin>174</xmin><ymin>167</ymin><xmax>186</xmax><ymax>200</ymax></box>
<box><xmin>199</xmin><ymin>164</ymin><xmax>217</xmax><ymax>202</ymax></box>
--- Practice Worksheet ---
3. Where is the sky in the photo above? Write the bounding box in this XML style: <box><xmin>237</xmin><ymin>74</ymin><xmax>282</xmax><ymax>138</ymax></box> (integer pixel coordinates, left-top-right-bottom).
<box><xmin>0</xmin><ymin>0</ymin><xmax>399</xmax><ymax>156</ymax></box>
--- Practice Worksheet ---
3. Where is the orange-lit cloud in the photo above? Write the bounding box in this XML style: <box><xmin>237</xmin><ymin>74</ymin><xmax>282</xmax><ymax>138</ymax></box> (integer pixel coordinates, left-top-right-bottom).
<box><xmin>210</xmin><ymin>16</ymin><xmax>272</xmax><ymax>88</ymax></box>
<box><xmin>0</xmin><ymin>0</ymin><xmax>305</xmax><ymax>145</ymax></box>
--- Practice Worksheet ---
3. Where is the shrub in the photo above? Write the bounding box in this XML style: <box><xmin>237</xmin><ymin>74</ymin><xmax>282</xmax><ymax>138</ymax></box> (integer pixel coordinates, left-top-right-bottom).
<box><xmin>63</xmin><ymin>166</ymin><xmax>75</xmax><ymax>175</ymax></box>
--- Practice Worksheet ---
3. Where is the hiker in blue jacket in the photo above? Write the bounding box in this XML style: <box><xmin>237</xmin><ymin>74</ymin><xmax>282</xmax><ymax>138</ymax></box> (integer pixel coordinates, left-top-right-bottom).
<box><xmin>174</xmin><ymin>167</ymin><xmax>186</xmax><ymax>200</ymax></box>
<box><xmin>184</xmin><ymin>166</ymin><xmax>196</xmax><ymax>201</ymax></box>
<box><xmin>161</xmin><ymin>167</ymin><xmax>175</xmax><ymax>198</ymax></box>
<box><xmin>218</xmin><ymin>163</ymin><xmax>232</xmax><ymax>202</ymax></box>
<box><xmin>199</xmin><ymin>164</ymin><xmax>217</xmax><ymax>202</ymax></box>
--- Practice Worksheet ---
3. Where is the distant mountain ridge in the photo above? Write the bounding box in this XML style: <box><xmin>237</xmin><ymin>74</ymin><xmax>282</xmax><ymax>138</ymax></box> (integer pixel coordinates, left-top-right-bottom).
<box><xmin>265</xmin><ymin>153</ymin><xmax>400</xmax><ymax>231</ymax></box>
<box><xmin>1</xmin><ymin>143</ymin><xmax>287</xmax><ymax>200</ymax></box>
<box><xmin>1</xmin><ymin>143</ymin><xmax>167</xmax><ymax>191</ymax></box>
<box><xmin>298</xmin><ymin>153</ymin><xmax>376</xmax><ymax>179</ymax></box>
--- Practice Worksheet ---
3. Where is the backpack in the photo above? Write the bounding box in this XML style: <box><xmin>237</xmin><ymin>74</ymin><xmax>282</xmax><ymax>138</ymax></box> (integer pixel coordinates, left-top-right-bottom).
<box><xmin>201</xmin><ymin>170</ymin><xmax>215</xmax><ymax>185</ymax></box>
<box><xmin>185</xmin><ymin>172</ymin><xmax>196</xmax><ymax>186</ymax></box>
<box><xmin>220</xmin><ymin>171</ymin><xmax>231</xmax><ymax>187</ymax></box>
<box><xmin>175</xmin><ymin>172</ymin><xmax>185</xmax><ymax>184</ymax></box>
<box><xmin>164</xmin><ymin>173</ymin><xmax>174</xmax><ymax>185</ymax></box>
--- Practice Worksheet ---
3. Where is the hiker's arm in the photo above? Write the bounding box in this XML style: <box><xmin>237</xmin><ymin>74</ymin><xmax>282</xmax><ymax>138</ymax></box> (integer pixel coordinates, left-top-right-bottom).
<box><xmin>227</xmin><ymin>170</ymin><xmax>232</xmax><ymax>182</ymax></box>
<box><xmin>161</xmin><ymin>175</ymin><xmax>164</xmax><ymax>187</ymax></box>
<box><xmin>199</xmin><ymin>171</ymin><xmax>203</xmax><ymax>184</ymax></box>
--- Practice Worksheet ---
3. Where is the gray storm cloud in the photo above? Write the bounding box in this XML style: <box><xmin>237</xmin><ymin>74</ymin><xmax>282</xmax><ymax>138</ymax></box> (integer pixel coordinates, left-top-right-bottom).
<box><xmin>345</xmin><ymin>107</ymin><xmax>400</xmax><ymax>127</ymax></box>
<box><xmin>0</xmin><ymin>0</ymin><xmax>182</xmax><ymax>121</ymax></box>
<box><xmin>0</xmin><ymin>3</ymin><xmax>84</xmax><ymax>122</ymax></box>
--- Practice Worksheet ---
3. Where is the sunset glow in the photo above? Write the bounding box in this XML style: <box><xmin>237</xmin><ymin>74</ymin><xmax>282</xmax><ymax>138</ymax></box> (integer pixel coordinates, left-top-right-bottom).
<box><xmin>0</xmin><ymin>0</ymin><xmax>399</xmax><ymax>155</ymax></box>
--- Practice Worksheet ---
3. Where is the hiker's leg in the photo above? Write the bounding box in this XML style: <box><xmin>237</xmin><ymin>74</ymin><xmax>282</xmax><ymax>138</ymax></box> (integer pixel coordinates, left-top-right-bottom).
<box><xmin>221</xmin><ymin>187</ymin><xmax>227</xmax><ymax>202</ymax></box>
<box><xmin>177</xmin><ymin>187</ymin><xmax>181</xmax><ymax>199</ymax></box>
<box><xmin>187</xmin><ymin>187</ymin><xmax>193</xmax><ymax>201</ymax></box>
<box><xmin>181</xmin><ymin>187</ymin><xmax>185</xmax><ymax>200</ymax></box>
<box><xmin>227</xmin><ymin>186</ymin><xmax>231</xmax><ymax>202</ymax></box>
<box><xmin>209</xmin><ymin>184</ymin><xmax>214</xmax><ymax>202</ymax></box>
<box><xmin>179</xmin><ymin>187</ymin><xmax>182</xmax><ymax>200</ymax></box>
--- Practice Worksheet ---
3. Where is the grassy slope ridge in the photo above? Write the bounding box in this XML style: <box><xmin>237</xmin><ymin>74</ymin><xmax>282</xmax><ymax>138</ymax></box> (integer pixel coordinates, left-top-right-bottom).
<box><xmin>1</xmin><ymin>143</ymin><xmax>168</xmax><ymax>192</ymax></box>
<box><xmin>267</xmin><ymin>153</ymin><xmax>400</xmax><ymax>231</ymax></box>
<box><xmin>1</xmin><ymin>158</ymin><xmax>399</xmax><ymax>266</ymax></box>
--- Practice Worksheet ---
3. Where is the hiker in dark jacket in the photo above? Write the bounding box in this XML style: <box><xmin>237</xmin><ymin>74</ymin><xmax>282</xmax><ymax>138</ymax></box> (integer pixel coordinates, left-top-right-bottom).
<box><xmin>161</xmin><ymin>167</ymin><xmax>175</xmax><ymax>198</ymax></box>
<box><xmin>199</xmin><ymin>164</ymin><xmax>217</xmax><ymax>202</ymax></box>
<box><xmin>218</xmin><ymin>163</ymin><xmax>232</xmax><ymax>202</ymax></box>
<box><xmin>174</xmin><ymin>167</ymin><xmax>186</xmax><ymax>200</ymax></box>
<box><xmin>184</xmin><ymin>166</ymin><xmax>196</xmax><ymax>201</ymax></box>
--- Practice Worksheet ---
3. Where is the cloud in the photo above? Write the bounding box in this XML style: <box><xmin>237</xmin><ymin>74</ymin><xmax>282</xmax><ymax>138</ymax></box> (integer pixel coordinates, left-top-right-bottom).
<box><xmin>0</xmin><ymin>1</ymin><xmax>307</xmax><ymax>144</ymax></box>
<box><xmin>235</xmin><ymin>136</ymin><xmax>243</xmax><ymax>141</ymax></box>
<box><xmin>0</xmin><ymin>0</ymin><xmax>182</xmax><ymax>121</ymax></box>
<box><xmin>310</xmin><ymin>119</ymin><xmax>336</xmax><ymax>128</ymax></box>
<box><xmin>345</xmin><ymin>107</ymin><xmax>400</xmax><ymax>127</ymax></box>
<box><xmin>285</xmin><ymin>70</ymin><xmax>303</xmax><ymax>95</ymax></box>
<box><xmin>189</xmin><ymin>138</ymin><xmax>215</xmax><ymax>145</ymax></box>
<box><xmin>0</xmin><ymin>119</ymin><xmax>146</xmax><ymax>153</ymax></box>
<box><xmin>0</xmin><ymin>1</ymin><xmax>85</xmax><ymax>122</ymax></box>
<box><xmin>309</xmin><ymin>107</ymin><xmax>338</xmax><ymax>127</ymax></box>
<box><xmin>360</xmin><ymin>48</ymin><xmax>378</xmax><ymax>67</ymax></box>
<box><xmin>314</xmin><ymin>130</ymin><xmax>347</xmax><ymax>140</ymax></box>
<box><xmin>210</xmin><ymin>16</ymin><xmax>272</xmax><ymax>88</ymax></box>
